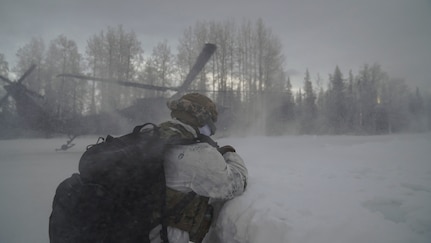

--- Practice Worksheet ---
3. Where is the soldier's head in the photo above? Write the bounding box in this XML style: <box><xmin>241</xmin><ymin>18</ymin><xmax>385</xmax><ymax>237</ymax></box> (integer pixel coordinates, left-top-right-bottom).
<box><xmin>167</xmin><ymin>93</ymin><xmax>218</xmax><ymax>135</ymax></box>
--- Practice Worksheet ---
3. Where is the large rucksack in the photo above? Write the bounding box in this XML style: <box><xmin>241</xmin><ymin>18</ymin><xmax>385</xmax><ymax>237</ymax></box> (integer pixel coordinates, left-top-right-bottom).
<box><xmin>49</xmin><ymin>123</ymin><xmax>196</xmax><ymax>243</ymax></box>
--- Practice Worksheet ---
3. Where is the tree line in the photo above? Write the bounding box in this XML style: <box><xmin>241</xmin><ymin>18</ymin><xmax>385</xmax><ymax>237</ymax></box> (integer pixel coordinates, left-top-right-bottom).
<box><xmin>0</xmin><ymin>19</ymin><xmax>430</xmax><ymax>136</ymax></box>
<box><xmin>279</xmin><ymin>65</ymin><xmax>430</xmax><ymax>135</ymax></box>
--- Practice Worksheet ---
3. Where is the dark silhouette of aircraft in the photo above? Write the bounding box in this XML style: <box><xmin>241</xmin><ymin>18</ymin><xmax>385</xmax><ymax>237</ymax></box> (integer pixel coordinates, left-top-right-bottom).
<box><xmin>0</xmin><ymin>43</ymin><xmax>217</xmax><ymax>149</ymax></box>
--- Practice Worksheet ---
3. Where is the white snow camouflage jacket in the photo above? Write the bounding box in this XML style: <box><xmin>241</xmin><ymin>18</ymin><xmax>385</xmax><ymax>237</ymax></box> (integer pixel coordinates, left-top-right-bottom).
<box><xmin>149</xmin><ymin>119</ymin><xmax>248</xmax><ymax>243</ymax></box>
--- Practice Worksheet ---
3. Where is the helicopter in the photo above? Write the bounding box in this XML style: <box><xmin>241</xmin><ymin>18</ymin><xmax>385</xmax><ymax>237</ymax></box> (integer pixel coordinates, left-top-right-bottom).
<box><xmin>0</xmin><ymin>64</ymin><xmax>55</xmax><ymax>134</ymax></box>
<box><xmin>0</xmin><ymin>43</ymin><xmax>217</xmax><ymax>149</ymax></box>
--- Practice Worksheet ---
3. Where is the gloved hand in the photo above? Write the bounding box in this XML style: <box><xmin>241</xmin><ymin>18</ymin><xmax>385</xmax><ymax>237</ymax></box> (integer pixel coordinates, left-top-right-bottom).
<box><xmin>218</xmin><ymin>145</ymin><xmax>236</xmax><ymax>155</ymax></box>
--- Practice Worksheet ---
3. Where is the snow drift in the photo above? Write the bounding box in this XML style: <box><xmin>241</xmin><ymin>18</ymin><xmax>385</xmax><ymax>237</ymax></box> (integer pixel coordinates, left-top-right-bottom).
<box><xmin>0</xmin><ymin>133</ymin><xmax>430</xmax><ymax>243</ymax></box>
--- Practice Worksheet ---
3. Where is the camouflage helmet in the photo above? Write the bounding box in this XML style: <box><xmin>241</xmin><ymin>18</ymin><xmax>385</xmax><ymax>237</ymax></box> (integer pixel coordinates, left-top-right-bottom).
<box><xmin>167</xmin><ymin>93</ymin><xmax>218</xmax><ymax>134</ymax></box>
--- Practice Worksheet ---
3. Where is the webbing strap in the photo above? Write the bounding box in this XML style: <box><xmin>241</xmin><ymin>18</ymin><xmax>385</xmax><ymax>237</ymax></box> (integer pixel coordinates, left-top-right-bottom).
<box><xmin>133</xmin><ymin>123</ymin><xmax>158</xmax><ymax>134</ymax></box>
<box><xmin>196</xmin><ymin>134</ymin><xmax>219</xmax><ymax>148</ymax></box>
<box><xmin>167</xmin><ymin>135</ymin><xmax>219</xmax><ymax>148</ymax></box>
<box><xmin>164</xmin><ymin>191</ymin><xmax>197</xmax><ymax>219</ymax></box>
<box><xmin>158</xmin><ymin>191</ymin><xmax>197</xmax><ymax>243</ymax></box>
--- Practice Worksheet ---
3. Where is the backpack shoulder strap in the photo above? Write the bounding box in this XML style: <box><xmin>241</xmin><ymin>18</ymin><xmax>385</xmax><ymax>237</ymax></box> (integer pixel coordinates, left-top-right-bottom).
<box><xmin>132</xmin><ymin>122</ymin><xmax>159</xmax><ymax>134</ymax></box>
<box><xmin>196</xmin><ymin>134</ymin><xmax>219</xmax><ymax>148</ymax></box>
<box><xmin>159</xmin><ymin>121</ymin><xmax>195</xmax><ymax>139</ymax></box>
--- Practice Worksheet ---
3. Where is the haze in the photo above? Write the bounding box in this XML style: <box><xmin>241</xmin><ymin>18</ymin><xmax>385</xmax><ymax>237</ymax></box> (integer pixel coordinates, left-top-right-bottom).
<box><xmin>1</xmin><ymin>0</ymin><xmax>430</xmax><ymax>91</ymax></box>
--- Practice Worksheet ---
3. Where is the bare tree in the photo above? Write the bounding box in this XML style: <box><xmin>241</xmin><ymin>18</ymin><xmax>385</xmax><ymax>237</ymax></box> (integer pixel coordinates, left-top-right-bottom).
<box><xmin>177</xmin><ymin>22</ymin><xmax>209</xmax><ymax>92</ymax></box>
<box><xmin>86</xmin><ymin>25</ymin><xmax>143</xmax><ymax>113</ymax></box>
<box><xmin>45</xmin><ymin>35</ymin><xmax>83</xmax><ymax>119</ymax></box>
<box><xmin>14</xmin><ymin>37</ymin><xmax>45</xmax><ymax>95</ymax></box>
<box><xmin>86</xmin><ymin>33</ymin><xmax>106</xmax><ymax>114</ymax></box>
<box><xmin>145</xmin><ymin>40</ymin><xmax>175</xmax><ymax>97</ymax></box>
<box><xmin>356</xmin><ymin>63</ymin><xmax>386</xmax><ymax>133</ymax></box>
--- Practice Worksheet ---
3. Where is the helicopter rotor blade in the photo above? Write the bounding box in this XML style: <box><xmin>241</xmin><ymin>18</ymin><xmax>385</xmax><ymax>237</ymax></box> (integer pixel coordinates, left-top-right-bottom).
<box><xmin>171</xmin><ymin>43</ymin><xmax>217</xmax><ymax>100</ymax></box>
<box><xmin>57</xmin><ymin>73</ymin><xmax>180</xmax><ymax>92</ymax></box>
<box><xmin>57</xmin><ymin>43</ymin><xmax>217</xmax><ymax>99</ymax></box>
<box><xmin>0</xmin><ymin>75</ymin><xmax>13</xmax><ymax>85</ymax></box>
<box><xmin>116</xmin><ymin>81</ymin><xmax>179</xmax><ymax>91</ymax></box>
<box><xmin>17</xmin><ymin>64</ymin><xmax>37</xmax><ymax>84</ymax></box>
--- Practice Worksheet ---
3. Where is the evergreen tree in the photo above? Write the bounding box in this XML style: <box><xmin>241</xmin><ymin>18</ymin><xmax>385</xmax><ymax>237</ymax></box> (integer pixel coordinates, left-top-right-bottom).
<box><xmin>426</xmin><ymin>93</ymin><xmax>431</xmax><ymax>131</ymax></box>
<box><xmin>315</xmin><ymin>84</ymin><xmax>327</xmax><ymax>133</ymax></box>
<box><xmin>408</xmin><ymin>87</ymin><xmax>426</xmax><ymax>131</ymax></box>
<box><xmin>379</xmin><ymin>78</ymin><xmax>410</xmax><ymax>133</ymax></box>
<box><xmin>301</xmin><ymin>69</ymin><xmax>317</xmax><ymax>133</ymax></box>
<box><xmin>345</xmin><ymin>70</ymin><xmax>357</xmax><ymax>132</ymax></box>
<box><xmin>409</xmin><ymin>87</ymin><xmax>424</xmax><ymax>116</ymax></box>
<box><xmin>327</xmin><ymin>66</ymin><xmax>347</xmax><ymax>133</ymax></box>
<box><xmin>282</xmin><ymin>76</ymin><xmax>295</xmax><ymax>122</ymax></box>
<box><xmin>295</xmin><ymin>88</ymin><xmax>303</xmax><ymax>119</ymax></box>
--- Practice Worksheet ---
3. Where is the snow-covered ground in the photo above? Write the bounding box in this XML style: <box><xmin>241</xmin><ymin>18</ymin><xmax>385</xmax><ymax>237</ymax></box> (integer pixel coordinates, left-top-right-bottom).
<box><xmin>0</xmin><ymin>133</ymin><xmax>430</xmax><ymax>243</ymax></box>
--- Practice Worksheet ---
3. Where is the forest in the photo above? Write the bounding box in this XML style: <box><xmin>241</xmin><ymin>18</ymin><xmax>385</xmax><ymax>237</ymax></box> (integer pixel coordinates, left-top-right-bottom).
<box><xmin>0</xmin><ymin>19</ymin><xmax>430</xmax><ymax>137</ymax></box>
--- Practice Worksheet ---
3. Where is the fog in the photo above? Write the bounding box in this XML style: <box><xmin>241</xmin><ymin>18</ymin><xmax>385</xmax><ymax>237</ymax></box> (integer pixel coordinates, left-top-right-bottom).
<box><xmin>1</xmin><ymin>133</ymin><xmax>430</xmax><ymax>242</ymax></box>
<box><xmin>1</xmin><ymin>1</ymin><xmax>431</xmax><ymax>240</ymax></box>
<box><xmin>1</xmin><ymin>0</ymin><xmax>431</xmax><ymax>91</ymax></box>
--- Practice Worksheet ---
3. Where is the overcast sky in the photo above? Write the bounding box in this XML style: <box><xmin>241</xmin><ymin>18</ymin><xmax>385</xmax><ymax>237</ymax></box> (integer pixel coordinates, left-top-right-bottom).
<box><xmin>1</xmin><ymin>0</ymin><xmax>430</xmax><ymax>91</ymax></box>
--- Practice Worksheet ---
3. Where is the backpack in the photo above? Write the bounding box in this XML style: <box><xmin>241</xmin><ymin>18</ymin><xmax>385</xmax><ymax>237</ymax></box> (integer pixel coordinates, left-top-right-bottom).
<box><xmin>49</xmin><ymin>123</ymin><xmax>197</xmax><ymax>243</ymax></box>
